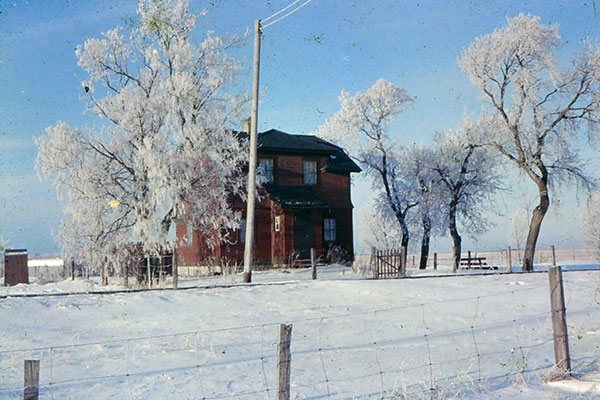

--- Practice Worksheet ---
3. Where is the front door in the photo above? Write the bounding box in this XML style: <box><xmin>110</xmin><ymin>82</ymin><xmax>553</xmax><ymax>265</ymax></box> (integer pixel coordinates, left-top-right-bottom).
<box><xmin>293</xmin><ymin>210</ymin><xmax>313</xmax><ymax>259</ymax></box>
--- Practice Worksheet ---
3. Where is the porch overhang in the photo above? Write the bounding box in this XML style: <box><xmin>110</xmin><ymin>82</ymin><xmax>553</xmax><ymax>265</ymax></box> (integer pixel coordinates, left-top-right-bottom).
<box><xmin>264</xmin><ymin>185</ymin><xmax>329</xmax><ymax>210</ymax></box>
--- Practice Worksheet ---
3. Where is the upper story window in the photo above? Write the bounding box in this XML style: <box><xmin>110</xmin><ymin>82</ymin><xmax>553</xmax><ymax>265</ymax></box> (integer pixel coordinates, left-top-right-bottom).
<box><xmin>324</xmin><ymin>218</ymin><xmax>336</xmax><ymax>242</ymax></box>
<box><xmin>303</xmin><ymin>160</ymin><xmax>317</xmax><ymax>185</ymax></box>
<box><xmin>259</xmin><ymin>158</ymin><xmax>274</xmax><ymax>184</ymax></box>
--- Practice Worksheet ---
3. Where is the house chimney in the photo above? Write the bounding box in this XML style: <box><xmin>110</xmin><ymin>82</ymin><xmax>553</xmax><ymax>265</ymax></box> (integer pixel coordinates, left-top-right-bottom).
<box><xmin>242</xmin><ymin>117</ymin><xmax>251</xmax><ymax>133</ymax></box>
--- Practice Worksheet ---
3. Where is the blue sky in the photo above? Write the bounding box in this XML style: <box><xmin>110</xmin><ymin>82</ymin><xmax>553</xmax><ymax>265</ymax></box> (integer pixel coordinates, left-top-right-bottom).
<box><xmin>1</xmin><ymin>0</ymin><xmax>599</xmax><ymax>256</ymax></box>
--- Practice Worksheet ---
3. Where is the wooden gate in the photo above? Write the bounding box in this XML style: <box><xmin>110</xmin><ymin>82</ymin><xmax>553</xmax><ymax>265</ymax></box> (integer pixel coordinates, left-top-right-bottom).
<box><xmin>372</xmin><ymin>248</ymin><xmax>405</xmax><ymax>279</ymax></box>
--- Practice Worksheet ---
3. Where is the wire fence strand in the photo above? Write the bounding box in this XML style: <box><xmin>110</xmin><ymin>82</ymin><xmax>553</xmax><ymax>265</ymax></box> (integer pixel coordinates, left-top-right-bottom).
<box><xmin>0</xmin><ymin>273</ymin><xmax>597</xmax><ymax>399</ymax></box>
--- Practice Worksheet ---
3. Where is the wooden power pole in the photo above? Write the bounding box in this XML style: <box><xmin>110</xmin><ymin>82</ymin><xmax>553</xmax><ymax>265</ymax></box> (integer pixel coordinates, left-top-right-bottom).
<box><xmin>243</xmin><ymin>19</ymin><xmax>262</xmax><ymax>283</ymax></box>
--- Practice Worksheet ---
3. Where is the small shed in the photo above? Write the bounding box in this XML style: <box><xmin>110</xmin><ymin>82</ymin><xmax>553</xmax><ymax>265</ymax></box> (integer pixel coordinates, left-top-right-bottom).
<box><xmin>4</xmin><ymin>249</ymin><xmax>28</xmax><ymax>286</ymax></box>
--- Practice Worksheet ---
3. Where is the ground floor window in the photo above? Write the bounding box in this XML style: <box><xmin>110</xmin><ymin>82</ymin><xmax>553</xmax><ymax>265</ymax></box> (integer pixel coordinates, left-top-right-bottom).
<box><xmin>324</xmin><ymin>218</ymin><xmax>336</xmax><ymax>242</ymax></box>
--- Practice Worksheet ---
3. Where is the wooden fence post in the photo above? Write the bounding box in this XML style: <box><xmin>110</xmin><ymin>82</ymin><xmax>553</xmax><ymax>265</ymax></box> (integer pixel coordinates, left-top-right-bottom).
<box><xmin>278</xmin><ymin>324</ymin><xmax>293</xmax><ymax>400</ymax></box>
<box><xmin>24</xmin><ymin>359</ymin><xmax>40</xmax><ymax>400</ymax></box>
<box><xmin>548</xmin><ymin>266</ymin><xmax>571</xmax><ymax>378</ymax></box>
<box><xmin>124</xmin><ymin>264</ymin><xmax>130</xmax><ymax>288</ymax></box>
<box><xmin>433</xmin><ymin>253</ymin><xmax>437</xmax><ymax>270</ymax></box>
<box><xmin>506</xmin><ymin>246</ymin><xmax>512</xmax><ymax>273</ymax></box>
<box><xmin>371</xmin><ymin>247</ymin><xmax>378</xmax><ymax>279</ymax></box>
<box><xmin>551</xmin><ymin>245</ymin><xmax>557</xmax><ymax>267</ymax></box>
<box><xmin>310</xmin><ymin>248</ymin><xmax>317</xmax><ymax>280</ymax></box>
<box><xmin>101</xmin><ymin>257</ymin><xmax>107</xmax><ymax>286</ymax></box>
<box><xmin>159</xmin><ymin>258</ymin><xmax>164</xmax><ymax>286</ymax></box>
<box><xmin>146</xmin><ymin>255</ymin><xmax>152</xmax><ymax>288</ymax></box>
<box><xmin>71</xmin><ymin>260</ymin><xmax>75</xmax><ymax>280</ymax></box>
<box><xmin>173</xmin><ymin>250</ymin><xmax>178</xmax><ymax>289</ymax></box>
<box><xmin>467</xmin><ymin>250</ymin><xmax>472</xmax><ymax>268</ymax></box>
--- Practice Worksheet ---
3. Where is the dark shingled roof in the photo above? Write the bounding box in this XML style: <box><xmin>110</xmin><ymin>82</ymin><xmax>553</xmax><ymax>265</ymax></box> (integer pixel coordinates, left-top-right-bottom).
<box><xmin>264</xmin><ymin>185</ymin><xmax>328</xmax><ymax>209</ymax></box>
<box><xmin>256</xmin><ymin>129</ymin><xmax>361</xmax><ymax>174</ymax></box>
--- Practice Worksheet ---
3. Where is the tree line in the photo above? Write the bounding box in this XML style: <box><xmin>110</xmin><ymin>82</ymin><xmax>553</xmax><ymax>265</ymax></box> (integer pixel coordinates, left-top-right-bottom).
<box><xmin>318</xmin><ymin>14</ymin><xmax>600</xmax><ymax>271</ymax></box>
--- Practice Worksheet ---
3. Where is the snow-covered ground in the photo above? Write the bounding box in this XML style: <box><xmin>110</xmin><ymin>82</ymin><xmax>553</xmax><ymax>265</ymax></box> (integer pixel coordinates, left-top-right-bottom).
<box><xmin>0</xmin><ymin>268</ymin><xmax>599</xmax><ymax>399</ymax></box>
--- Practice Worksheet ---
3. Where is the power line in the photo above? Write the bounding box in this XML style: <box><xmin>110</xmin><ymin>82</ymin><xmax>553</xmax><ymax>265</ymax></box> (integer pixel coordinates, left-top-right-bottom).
<box><xmin>261</xmin><ymin>0</ymin><xmax>303</xmax><ymax>23</ymax></box>
<box><xmin>262</xmin><ymin>0</ymin><xmax>315</xmax><ymax>30</ymax></box>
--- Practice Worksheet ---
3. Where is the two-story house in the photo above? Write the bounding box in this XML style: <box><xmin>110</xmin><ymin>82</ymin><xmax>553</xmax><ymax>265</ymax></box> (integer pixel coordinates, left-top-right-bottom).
<box><xmin>175</xmin><ymin>128</ymin><xmax>361</xmax><ymax>268</ymax></box>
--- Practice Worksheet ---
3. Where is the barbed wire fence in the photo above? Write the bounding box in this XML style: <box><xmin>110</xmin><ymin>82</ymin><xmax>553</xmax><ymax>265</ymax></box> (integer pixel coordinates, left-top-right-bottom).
<box><xmin>1</xmin><ymin>273</ymin><xmax>598</xmax><ymax>399</ymax></box>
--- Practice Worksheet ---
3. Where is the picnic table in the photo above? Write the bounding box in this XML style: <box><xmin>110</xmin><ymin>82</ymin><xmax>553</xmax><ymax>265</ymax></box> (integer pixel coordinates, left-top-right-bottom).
<box><xmin>459</xmin><ymin>254</ymin><xmax>498</xmax><ymax>270</ymax></box>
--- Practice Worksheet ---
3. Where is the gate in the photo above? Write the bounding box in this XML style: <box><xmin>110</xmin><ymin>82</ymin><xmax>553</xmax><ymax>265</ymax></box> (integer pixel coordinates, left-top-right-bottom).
<box><xmin>372</xmin><ymin>248</ymin><xmax>405</xmax><ymax>279</ymax></box>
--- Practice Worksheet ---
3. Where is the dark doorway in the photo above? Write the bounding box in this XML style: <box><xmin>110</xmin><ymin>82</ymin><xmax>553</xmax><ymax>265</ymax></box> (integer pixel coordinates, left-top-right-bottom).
<box><xmin>293</xmin><ymin>210</ymin><xmax>313</xmax><ymax>259</ymax></box>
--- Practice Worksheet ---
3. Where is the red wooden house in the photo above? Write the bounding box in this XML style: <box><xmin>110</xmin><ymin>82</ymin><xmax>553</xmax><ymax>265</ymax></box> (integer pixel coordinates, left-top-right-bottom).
<box><xmin>175</xmin><ymin>129</ymin><xmax>361</xmax><ymax>267</ymax></box>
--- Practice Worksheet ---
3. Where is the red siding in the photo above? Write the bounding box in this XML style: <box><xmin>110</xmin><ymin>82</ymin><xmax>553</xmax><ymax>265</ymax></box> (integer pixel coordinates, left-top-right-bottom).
<box><xmin>316</xmin><ymin>171</ymin><xmax>352</xmax><ymax>209</ymax></box>
<box><xmin>276</xmin><ymin>155</ymin><xmax>303</xmax><ymax>185</ymax></box>
<box><xmin>176</xmin><ymin>150</ymin><xmax>356</xmax><ymax>266</ymax></box>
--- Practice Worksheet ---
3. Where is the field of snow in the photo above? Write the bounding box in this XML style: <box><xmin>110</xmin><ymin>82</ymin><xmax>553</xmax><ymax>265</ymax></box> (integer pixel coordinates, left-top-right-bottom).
<box><xmin>0</xmin><ymin>268</ymin><xmax>599</xmax><ymax>399</ymax></box>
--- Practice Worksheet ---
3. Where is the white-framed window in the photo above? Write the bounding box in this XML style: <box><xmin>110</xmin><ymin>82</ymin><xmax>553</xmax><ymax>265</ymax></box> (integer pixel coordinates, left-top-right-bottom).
<box><xmin>303</xmin><ymin>160</ymin><xmax>317</xmax><ymax>185</ymax></box>
<box><xmin>239</xmin><ymin>218</ymin><xmax>247</xmax><ymax>244</ymax></box>
<box><xmin>259</xmin><ymin>158</ymin><xmax>274</xmax><ymax>183</ymax></box>
<box><xmin>274</xmin><ymin>215</ymin><xmax>281</xmax><ymax>232</ymax></box>
<box><xmin>324</xmin><ymin>218</ymin><xmax>336</xmax><ymax>242</ymax></box>
<box><xmin>186</xmin><ymin>224</ymin><xmax>194</xmax><ymax>245</ymax></box>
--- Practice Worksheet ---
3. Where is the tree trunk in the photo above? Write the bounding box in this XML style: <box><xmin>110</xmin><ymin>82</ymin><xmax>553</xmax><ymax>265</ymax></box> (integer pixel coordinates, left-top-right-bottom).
<box><xmin>123</xmin><ymin>263</ymin><xmax>129</xmax><ymax>288</ymax></box>
<box><xmin>523</xmin><ymin>186</ymin><xmax>550</xmax><ymax>272</ymax></box>
<box><xmin>449</xmin><ymin>202</ymin><xmax>461</xmax><ymax>272</ymax></box>
<box><xmin>101</xmin><ymin>258</ymin><xmax>107</xmax><ymax>286</ymax></box>
<box><xmin>419</xmin><ymin>215</ymin><xmax>431</xmax><ymax>269</ymax></box>
<box><xmin>400</xmin><ymin>218</ymin><xmax>409</xmax><ymax>270</ymax></box>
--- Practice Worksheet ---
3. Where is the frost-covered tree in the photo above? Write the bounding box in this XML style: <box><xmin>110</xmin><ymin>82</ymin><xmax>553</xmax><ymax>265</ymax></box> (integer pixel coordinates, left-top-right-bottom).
<box><xmin>363</xmin><ymin>206</ymin><xmax>403</xmax><ymax>252</ymax></box>
<box><xmin>404</xmin><ymin>145</ymin><xmax>445</xmax><ymax>269</ymax></box>
<box><xmin>0</xmin><ymin>235</ymin><xmax>9</xmax><ymax>253</ymax></box>
<box><xmin>430</xmin><ymin>117</ymin><xmax>502</xmax><ymax>272</ymax></box>
<box><xmin>460</xmin><ymin>14</ymin><xmax>600</xmax><ymax>271</ymax></box>
<box><xmin>317</xmin><ymin>79</ymin><xmax>416</xmax><ymax>265</ymax></box>
<box><xmin>36</xmin><ymin>0</ymin><xmax>247</xmax><ymax>277</ymax></box>
<box><xmin>582</xmin><ymin>193</ymin><xmax>600</xmax><ymax>252</ymax></box>
<box><xmin>508</xmin><ymin>208</ymin><xmax>529</xmax><ymax>254</ymax></box>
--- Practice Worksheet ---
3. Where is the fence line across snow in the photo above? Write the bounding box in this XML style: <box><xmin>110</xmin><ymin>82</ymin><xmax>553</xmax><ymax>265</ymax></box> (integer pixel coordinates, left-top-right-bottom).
<box><xmin>1</xmin><ymin>272</ymin><xmax>598</xmax><ymax>399</ymax></box>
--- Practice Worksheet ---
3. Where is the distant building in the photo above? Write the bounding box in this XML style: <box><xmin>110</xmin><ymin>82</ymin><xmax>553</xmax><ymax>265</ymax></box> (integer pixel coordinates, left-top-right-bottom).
<box><xmin>28</xmin><ymin>257</ymin><xmax>65</xmax><ymax>282</ymax></box>
<box><xmin>4</xmin><ymin>249</ymin><xmax>28</xmax><ymax>286</ymax></box>
<box><xmin>176</xmin><ymin>129</ymin><xmax>361</xmax><ymax>268</ymax></box>
<box><xmin>28</xmin><ymin>258</ymin><xmax>65</xmax><ymax>269</ymax></box>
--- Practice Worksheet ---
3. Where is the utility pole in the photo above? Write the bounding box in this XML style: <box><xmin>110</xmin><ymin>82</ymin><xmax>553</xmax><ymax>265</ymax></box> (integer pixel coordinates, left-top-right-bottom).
<box><xmin>243</xmin><ymin>19</ymin><xmax>262</xmax><ymax>283</ymax></box>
